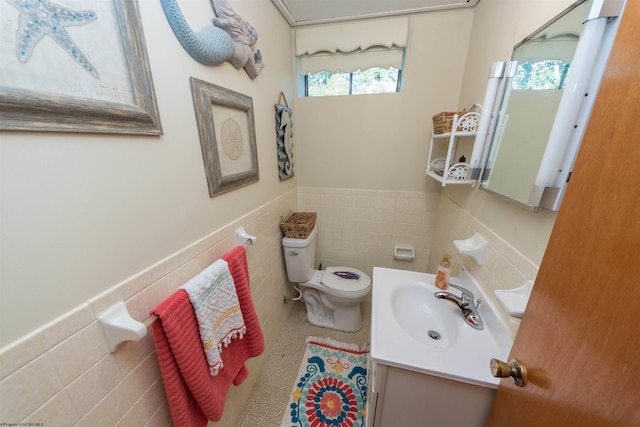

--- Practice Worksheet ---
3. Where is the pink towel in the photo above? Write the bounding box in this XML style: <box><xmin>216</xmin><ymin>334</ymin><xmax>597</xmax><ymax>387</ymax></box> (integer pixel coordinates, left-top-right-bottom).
<box><xmin>151</xmin><ymin>246</ymin><xmax>265</xmax><ymax>426</ymax></box>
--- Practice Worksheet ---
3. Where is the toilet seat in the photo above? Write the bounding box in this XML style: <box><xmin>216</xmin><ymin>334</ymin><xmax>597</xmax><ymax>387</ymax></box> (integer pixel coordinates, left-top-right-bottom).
<box><xmin>320</xmin><ymin>267</ymin><xmax>371</xmax><ymax>298</ymax></box>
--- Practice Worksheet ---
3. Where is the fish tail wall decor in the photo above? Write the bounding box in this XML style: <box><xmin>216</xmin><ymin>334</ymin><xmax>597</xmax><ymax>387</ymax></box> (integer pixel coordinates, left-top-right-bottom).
<box><xmin>160</xmin><ymin>0</ymin><xmax>264</xmax><ymax>79</ymax></box>
<box><xmin>160</xmin><ymin>0</ymin><xmax>234</xmax><ymax>66</ymax></box>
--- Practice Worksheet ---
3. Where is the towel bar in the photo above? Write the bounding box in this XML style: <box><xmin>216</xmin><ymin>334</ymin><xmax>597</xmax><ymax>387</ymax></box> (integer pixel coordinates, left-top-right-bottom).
<box><xmin>97</xmin><ymin>234</ymin><xmax>257</xmax><ymax>352</ymax></box>
<box><xmin>96</xmin><ymin>302</ymin><xmax>147</xmax><ymax>353</ymax></box>
<box><xmin>235</xmin><ymin>226</ymin><xmax>256</xmax><ymax>247</ymax></box>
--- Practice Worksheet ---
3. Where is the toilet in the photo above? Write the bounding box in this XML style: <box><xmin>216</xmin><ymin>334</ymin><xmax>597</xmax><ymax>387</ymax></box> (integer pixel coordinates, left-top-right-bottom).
<box><xmin>282</xmin><ymin>225</ymin><xmax>371</xmax><ymax>332</ymax></box>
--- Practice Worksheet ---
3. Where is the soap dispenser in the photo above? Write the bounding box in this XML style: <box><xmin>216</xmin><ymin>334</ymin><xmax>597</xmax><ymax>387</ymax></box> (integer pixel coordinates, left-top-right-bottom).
<box><xmin>435</xmin><ymin>254</ymin><xmax>451</xmax><ymax>290</ymax></box>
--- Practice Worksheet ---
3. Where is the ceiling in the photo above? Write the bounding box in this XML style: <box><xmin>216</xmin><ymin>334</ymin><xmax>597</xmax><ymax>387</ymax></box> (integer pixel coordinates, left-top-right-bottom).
<box><xmin>271</xmin><ymin>0</ymin><xmax>480</xmax><ymax>26</ymax></box>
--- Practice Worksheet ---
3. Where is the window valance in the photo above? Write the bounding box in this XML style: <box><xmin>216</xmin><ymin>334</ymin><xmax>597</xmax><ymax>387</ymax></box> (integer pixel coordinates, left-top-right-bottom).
<box><xmin>299</xmin><ymin>47</ymin><xmax>405</xmax><ymax>75</ymax></box>
<box><xmin>295</xmin><ymin>17</ymin><xmax>408</xmax><ymax>74</ymax></box>
<box><xmin>295</xmin><ymin>16</ymin><xmax>409</xmax><ymax>56</ymax></box>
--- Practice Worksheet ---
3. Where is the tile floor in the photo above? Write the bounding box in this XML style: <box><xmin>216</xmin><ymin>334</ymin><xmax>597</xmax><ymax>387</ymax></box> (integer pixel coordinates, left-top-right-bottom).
<box><xmin>235</xmin><ymin>296</ymin><xmax>372</xmax><ymax>426</ymax></box>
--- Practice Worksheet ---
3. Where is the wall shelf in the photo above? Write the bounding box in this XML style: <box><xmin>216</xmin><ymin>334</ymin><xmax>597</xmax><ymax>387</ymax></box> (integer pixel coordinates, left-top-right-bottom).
<box><xmin>426</xmin><ymin>112</ymin><xmax>480</xmax><ymax>186</ymax></box>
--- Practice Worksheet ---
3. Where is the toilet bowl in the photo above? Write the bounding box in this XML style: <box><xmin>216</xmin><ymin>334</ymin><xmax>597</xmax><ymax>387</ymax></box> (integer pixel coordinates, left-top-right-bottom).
<box><xmin>282</xmin><ymin>225</ymin><xmax>371</xmax><ymax>332</ymax></box>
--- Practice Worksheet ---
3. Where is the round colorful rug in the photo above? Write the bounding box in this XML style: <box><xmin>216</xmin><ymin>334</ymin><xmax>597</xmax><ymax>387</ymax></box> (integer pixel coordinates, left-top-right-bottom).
<box><xmin>282</xmin><ymin>337</ymin><xmax>369</xmax><ymax>427</ymax></box>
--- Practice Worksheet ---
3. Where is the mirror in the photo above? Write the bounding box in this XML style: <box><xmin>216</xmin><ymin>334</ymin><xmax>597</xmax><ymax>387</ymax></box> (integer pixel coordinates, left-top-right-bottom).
<box><xmin>480</xmin><ymin>1</ymin><xmax>589</xmax><ymax>210</ymax></box>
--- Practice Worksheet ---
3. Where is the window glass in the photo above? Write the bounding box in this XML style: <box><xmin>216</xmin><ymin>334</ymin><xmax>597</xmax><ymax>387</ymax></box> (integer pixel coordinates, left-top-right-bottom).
<box><xmin>513</xmin><ymin>60</ymin><xmax>570</xmax><ymax>90</ymax></box>
<box><xmin>307</xmin><ymin>71</ymin><xmax>350</xmax><ymax>96</ymax></box>
<box><xmin>352</xmin><ymin>68</ymin><xmax>400</xmax><ymax>95</ymax></box>
<box><xmin>306</xmin><ymin>67</ymin><xmax>400</xmax><ymax>97</ymax></box>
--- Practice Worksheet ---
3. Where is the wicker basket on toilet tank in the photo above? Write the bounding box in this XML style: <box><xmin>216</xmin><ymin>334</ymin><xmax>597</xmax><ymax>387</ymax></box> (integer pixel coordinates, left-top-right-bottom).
<box><xmin>280</xmin><ymin>212</ymin><xmax>317</xmax><ymax>239</ymax></box>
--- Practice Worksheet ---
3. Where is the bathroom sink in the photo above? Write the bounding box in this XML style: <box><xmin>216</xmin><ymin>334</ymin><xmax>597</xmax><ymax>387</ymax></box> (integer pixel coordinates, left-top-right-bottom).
<box><xmin>391</xmin><ymin>284</ymin><xmax>460</xmax><ymax>348</ymax></box>
<box><xmin>370</xmin><ymin>267</ymin><xmax>515</xmax><ymax>388</ymax></box>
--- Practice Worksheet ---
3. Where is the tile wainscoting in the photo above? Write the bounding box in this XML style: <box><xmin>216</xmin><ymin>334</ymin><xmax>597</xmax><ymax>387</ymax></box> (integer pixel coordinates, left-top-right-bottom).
<box><xmin>429</xmin><ymin>194</ymin><xmax>540</xmax><ymax>335</ymax></box>
<box><xmin>0</xmin><ymin>186</ymin><xmax>537</xmax><ymax>426</ymax></box>
<box><xmin>0</xmin><ymin>190</ymin><xmax>297</xmax><ymax>427</ymax></box>
<box><xmin>297</xmin><ymin>187</ymin><xmax>441</xmax><ymax>276</ymax></box>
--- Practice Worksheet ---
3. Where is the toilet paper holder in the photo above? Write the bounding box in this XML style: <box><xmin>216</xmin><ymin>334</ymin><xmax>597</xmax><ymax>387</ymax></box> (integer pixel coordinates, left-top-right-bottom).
<box><xmin>394</xmin><ymin>246</ymin><xmax>415</xmax><ymax>261</ymax></box>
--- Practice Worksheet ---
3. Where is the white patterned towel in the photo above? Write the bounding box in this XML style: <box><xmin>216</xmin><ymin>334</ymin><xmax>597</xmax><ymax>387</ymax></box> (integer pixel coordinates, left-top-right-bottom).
<box><xmin>180</xmin><ymin>259</ymin><xmax>246</xmax><ymax>376</ymax></box>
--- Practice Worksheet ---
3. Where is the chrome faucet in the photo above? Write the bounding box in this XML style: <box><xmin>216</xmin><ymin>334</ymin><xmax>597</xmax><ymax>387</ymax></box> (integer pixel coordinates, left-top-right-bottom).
<box><xmin>434</xmin><ymin>283</ymin><xmax>484</xmax><ymax>330</ymax></box>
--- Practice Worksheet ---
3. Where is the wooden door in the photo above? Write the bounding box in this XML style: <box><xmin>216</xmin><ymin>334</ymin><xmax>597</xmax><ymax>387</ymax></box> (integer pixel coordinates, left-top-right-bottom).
<box><xmin>485</xmin><ymin>2</ymin><xmax>640</xmax><ymax>426</ymax></box>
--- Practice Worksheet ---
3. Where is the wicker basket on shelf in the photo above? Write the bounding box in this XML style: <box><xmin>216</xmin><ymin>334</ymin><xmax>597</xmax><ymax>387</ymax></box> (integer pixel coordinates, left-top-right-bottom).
<box><xmin>280</xmin><ymin>212</ymin><xmax>317</xmax><ymax>239</ymax></box>
<box><xmin>432</xmin><ymin>110</ymin><xmax>465</xmax><ymax>134</ymax></box>
<box><xmin>432</xmin><ymin>104</ymin><xmax>481</xmax><ymax>134</ymax></box>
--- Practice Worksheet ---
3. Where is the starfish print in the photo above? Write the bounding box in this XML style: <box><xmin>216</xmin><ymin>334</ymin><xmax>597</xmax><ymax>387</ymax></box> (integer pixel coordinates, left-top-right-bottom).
<box><xmin>6</xmin><ymin>0</ymin><xmax>100</xmax><ymax>78</ymax></box>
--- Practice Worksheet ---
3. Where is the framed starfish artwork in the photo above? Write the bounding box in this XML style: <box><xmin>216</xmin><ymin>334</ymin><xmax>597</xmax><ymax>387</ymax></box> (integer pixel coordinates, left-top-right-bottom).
<box><xmin>0</xmin><ymin>0</ymin><xmax>162</xmax><ymax>135</ymax></box>
<box><xmin>189</xmin><ymin>77</ymin><xmax>259</xmax><ymax>198</ymax></box>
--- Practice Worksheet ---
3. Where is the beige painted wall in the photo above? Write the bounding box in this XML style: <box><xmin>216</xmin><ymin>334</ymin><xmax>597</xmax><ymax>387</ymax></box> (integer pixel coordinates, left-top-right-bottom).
<box><xmin>439</xmin><ymin>0</ymin><xmax>577</xmax><ymax>267</ymax></box>
<box><xmin>293</xmin><ymin>1</ymin><xmax>574</xmax><ymax>270</ymax></box>
<box><xmin>295</xmin><ymin>9</ymin><xmax>475</xmax><ymax>192</ymax></box>
<box><xmin>0</xmin><ymin>0</ymin><xmax>588</xmax><ymax>424</ymax></box>
<box><xmin>0</xmin><ymin>0</ymin><xmax>294</xmax><ymax>347</ymax></box>
<box><xmin>0</xmin><ymin>1</ymin><xmax>576</xmax><ymax>347</ymax></box>
<box><xmin>1</xmin><ymin>0</ymin><xmax>300</xmax><ymax>425</ymax></box>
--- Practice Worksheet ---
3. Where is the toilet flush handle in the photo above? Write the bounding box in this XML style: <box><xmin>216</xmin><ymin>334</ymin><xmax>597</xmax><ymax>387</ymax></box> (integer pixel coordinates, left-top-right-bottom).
<box><xmin>288</xmin><ymin>250</ymin><xmax>299</xmax><ymax>256</ymax></box>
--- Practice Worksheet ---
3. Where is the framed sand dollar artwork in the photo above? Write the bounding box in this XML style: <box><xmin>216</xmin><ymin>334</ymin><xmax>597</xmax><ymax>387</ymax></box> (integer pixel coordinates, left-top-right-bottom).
<box><xmin>189</xmin><ymin>77</ymin><xmax>259</xmax><ymax>197</ymax></box>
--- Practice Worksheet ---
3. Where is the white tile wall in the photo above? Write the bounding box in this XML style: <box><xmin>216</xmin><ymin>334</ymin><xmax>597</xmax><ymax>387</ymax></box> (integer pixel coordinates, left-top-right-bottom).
<box><xmin>0</xmin><ymin>189</ymin><xmax>297</xmax><ymax>427</ymax></box>
<box><xmin>1</xmin><ymin>185</ymin><xmax>535</xmax><ymax>426</ymax></box>
<box><xmin>298</xmin><ymin>187</ymin><xmax>440</xmax><ymax>276</ymax></box>
<box><xmin>429</xmin><ymin>194</ymin><xmax>539</xmax><ymax>335</ymax></box>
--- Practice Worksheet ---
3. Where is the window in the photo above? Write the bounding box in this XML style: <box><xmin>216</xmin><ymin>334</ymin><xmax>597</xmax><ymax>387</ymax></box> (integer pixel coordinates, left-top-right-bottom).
<box><xmin>295</xmin><ymin>16</ymin><xmax>408</xmax><ymax>97</ymax></box>
<box><xmin>513</xmin><ymin>59</ymin><xmax>570</xmax><ymax>90</ymax></box>
<box><xmin>305</xmin><ymin>67</ymin><xmax>401</xmax><ymax>97</ymax></box>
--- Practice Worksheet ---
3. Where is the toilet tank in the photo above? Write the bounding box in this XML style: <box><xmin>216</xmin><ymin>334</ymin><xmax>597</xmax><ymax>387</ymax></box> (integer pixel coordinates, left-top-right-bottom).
<box><xmin>282</xmin><ymin>225</ymin><xmax>317</xmax><ymax>283</ymax></box>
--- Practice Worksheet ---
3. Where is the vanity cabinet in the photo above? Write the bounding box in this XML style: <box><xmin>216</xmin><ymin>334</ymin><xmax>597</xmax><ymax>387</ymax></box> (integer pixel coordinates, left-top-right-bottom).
<box><xmin>366</xmin><ymin>360</ymin><xmax>495</xmax><ymax>427</ymax></box>
<box><xmin>368</xmin><ymin>267</ymin><xmax>512</xmax><ymax>427</ymax></box>
<box><xmin>426</xmin><ymin>111</ymin><xmax>480</xmax><ymax>186</ymax></box>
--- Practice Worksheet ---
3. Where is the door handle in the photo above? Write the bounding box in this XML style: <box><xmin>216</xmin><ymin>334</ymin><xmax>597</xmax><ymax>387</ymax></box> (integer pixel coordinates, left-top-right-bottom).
<box><xmin>490</xmin><ymin>358</ymin><xmax>527</xmax><ymax>387</ymax></box>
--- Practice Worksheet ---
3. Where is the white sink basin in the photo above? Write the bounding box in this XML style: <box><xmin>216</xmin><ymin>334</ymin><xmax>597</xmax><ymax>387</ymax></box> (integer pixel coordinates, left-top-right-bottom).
<box><xmin>391</xmin><ymin>284</ymin><xmax>460</xmax><ymax>348</ymax></box>
<box><xmin>370</xmin><ymin>267</ymin><xmax>515</xmax><ymax>388</ymax></box>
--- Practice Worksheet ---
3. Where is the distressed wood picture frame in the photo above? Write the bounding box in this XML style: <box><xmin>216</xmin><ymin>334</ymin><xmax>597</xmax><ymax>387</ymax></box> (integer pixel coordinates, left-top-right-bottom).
<box><xmin>0</xmin><ymin>0</ymin><xmax>162</xmax><ymax>135</ymax></box>
<box><xmin>190</xmin><ymin>77</ymin><xmax>259</xmax><ymax>197</ymax></box>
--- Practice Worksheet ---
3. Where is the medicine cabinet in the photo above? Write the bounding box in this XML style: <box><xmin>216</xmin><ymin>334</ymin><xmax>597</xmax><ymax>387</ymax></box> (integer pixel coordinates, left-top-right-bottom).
<box><xmin>479</xmin><ymin>0</ymin><xmax>624</xmax><ymax>212</ymax></box>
